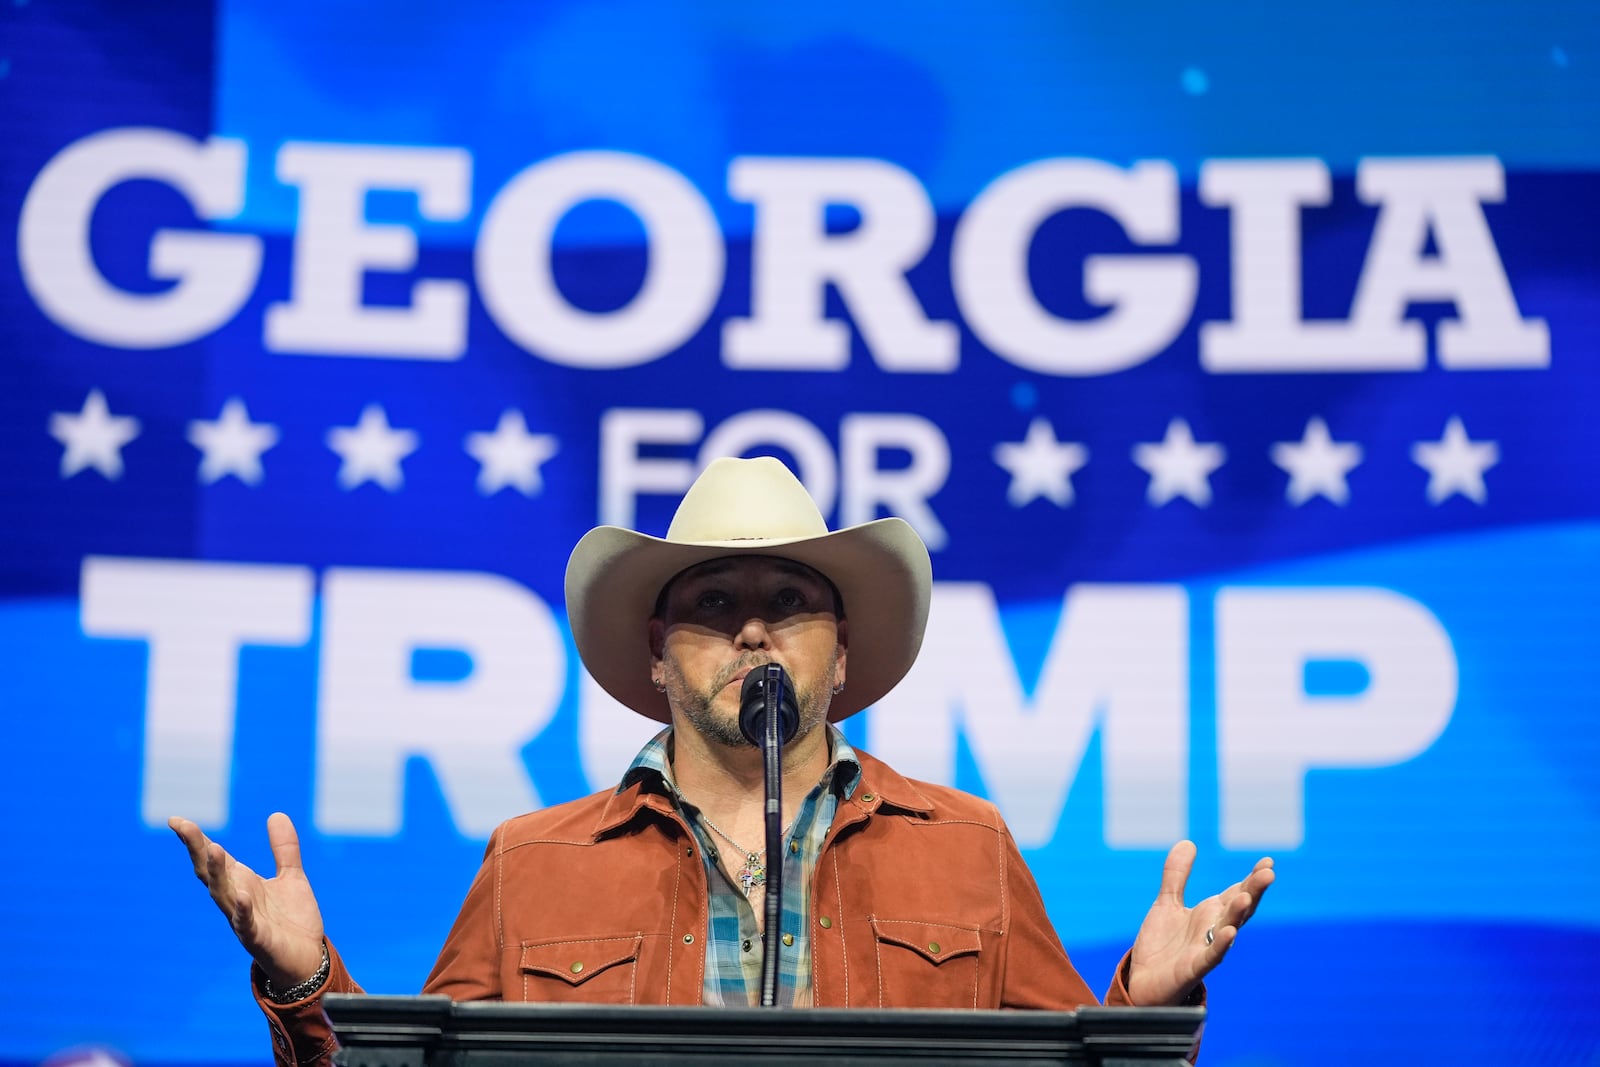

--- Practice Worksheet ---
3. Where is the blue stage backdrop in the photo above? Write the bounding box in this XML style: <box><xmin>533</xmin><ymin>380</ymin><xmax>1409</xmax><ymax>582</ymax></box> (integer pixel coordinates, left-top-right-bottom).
<box><xmin>3</xmin><ymin>2</ymin><xmax>1597</xmax><ymax>1064</ymax></box>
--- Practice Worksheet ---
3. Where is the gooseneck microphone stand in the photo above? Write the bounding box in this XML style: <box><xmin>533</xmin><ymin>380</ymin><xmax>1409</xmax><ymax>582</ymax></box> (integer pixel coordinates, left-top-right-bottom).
<box><xmin>738</xmin><ymin>664</ymin><xmax>799</xmax><ymax>1008</ymax></box>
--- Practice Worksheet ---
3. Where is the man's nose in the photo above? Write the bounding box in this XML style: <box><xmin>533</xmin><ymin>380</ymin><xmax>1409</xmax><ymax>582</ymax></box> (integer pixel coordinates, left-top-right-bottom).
<box><xmin>735</xmin><ymin>616</ymin><xmax>771</xmax><ymax>650</ymax></box>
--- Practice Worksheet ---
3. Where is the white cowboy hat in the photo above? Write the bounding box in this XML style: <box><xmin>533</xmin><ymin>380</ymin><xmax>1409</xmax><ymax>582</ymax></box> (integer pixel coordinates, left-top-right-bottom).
<box><xmin>565</xmin><ymin>456</ymin><xmax>932</xmax><ymax>723</ymax></box>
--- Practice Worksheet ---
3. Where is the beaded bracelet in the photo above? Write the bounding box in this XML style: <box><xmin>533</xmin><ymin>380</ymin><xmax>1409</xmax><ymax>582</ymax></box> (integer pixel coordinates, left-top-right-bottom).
<box><xmin>263</xmin><ymin>941</ymin><xmax>330</xmax><ymax>1004</ymax></box>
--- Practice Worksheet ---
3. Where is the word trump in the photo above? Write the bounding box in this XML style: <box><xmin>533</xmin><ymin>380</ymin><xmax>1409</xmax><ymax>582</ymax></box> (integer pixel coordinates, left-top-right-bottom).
<box><xmin>21</xmin><ymin>129</ymin><xmax>1546</xmax><ymax>374</ymax></box>
<box><xmin>82</xmin><ymin>557</ymin><xmax>1456</xmax><ymax>850</ymax></box>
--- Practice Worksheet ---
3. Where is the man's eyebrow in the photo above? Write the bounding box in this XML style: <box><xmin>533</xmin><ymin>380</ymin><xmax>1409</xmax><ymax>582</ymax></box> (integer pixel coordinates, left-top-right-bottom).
<box><xmin>657</xmin><ymin>557</ymin><xmax>842</xmax><ymax>618</ymax></box>
<box><xmin>677</xmin><ymin>560</ymin><xmax>735</xmax><ymax>581</ymax></box>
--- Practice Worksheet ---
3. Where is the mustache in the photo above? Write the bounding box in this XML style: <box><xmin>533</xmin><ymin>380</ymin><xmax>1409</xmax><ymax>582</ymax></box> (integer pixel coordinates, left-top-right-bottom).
<box><xmin>711</xmin><ymin>654</ymin><xmax>776</xmax><ymax>693</ymax></box>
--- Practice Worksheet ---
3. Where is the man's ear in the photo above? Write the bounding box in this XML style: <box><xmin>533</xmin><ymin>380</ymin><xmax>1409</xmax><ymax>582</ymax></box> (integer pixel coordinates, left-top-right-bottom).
<box><xmin>834</xmin><ymin>617</ymin><xmax>848</xmax><ymax>689</ymax></box>
<box><xmin>648</xmin><ymin>617</ymin><xmax>666</xmax><ymax>663</ymax></box>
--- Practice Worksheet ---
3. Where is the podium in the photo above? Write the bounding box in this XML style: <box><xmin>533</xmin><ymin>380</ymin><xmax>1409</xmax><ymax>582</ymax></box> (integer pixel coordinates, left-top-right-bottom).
<box><xmin>324</xmin><ymin>994</ymin><xmax>1203</xmax><ymax>1066</ymax></box>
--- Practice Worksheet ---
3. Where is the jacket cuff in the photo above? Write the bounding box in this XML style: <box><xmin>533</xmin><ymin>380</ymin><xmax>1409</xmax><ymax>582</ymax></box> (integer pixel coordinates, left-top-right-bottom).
<box><xmin>1105</xmin><ymin>951</ymin><xmax>1205</xmax><ymax>1064</ymax></box>
<box><xmin>1104</xmin><ymin>950</ymin><xmax>1206</xmax><ymax>1007</ymax></box>
<box><xmin>250</xmin><ymin>940</ymin><xmax>357</xmax><ymax>1067</ymax></box>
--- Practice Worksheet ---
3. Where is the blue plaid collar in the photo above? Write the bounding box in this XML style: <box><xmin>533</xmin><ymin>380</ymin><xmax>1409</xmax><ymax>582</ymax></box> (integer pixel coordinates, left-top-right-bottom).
<box><xmin>620</xmin><ymin>723</ymin><xmax>862</xmax><ymax>804</ymax></box>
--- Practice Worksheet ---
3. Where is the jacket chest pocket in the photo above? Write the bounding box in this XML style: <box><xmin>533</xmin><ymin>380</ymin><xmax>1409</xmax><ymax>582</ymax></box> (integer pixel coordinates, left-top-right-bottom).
<box><xmin>519</xmin><ymin>934</ymin><xmax>643</xmax><ymax>1004</ymax></box>
<box><xmin>869</xmin><ymin>919</ymin><xmax>983</xmax><ymax>1009</ymax></box>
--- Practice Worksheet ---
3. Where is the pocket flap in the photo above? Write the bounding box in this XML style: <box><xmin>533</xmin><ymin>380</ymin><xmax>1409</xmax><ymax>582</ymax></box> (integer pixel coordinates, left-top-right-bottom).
<box><xmin>520</xmin><ymin>934</ymin><xmax>643</xmax><ymax>987</ymax></box>
<box><xmin>869</xmin><ymin>919</ymin><xmax>981</xmax><ymax>965</ymax></box>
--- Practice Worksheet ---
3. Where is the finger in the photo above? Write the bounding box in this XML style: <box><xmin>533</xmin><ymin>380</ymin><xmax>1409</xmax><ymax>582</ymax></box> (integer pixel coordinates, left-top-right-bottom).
<box><xmin>1219</xmin><ymin>889</ymin><xmax>1254</xmax><ymax>931</ymax></box>
<box><xmin>1235</xmin><ymin>862</ymin><xmax>1275</xmax><ymax>924</ymax></box>
<box><xmin>169</xmin><ymin>817</ymin><xmax>214</xmax><ymax>881</ymax></box>
<box><xmin>1158</xmin><ymin>840</ymin><xmax>1197</xmax><ymax>903</ymax></box>
<box><xmin>1248</xmin><ymin>858</ymin><xmax>1276</xmax><ymax>896</ymax></box>
<box><xmin>204</xmin><ymin>841</ymin><xmax>240</xmax><ymax>920</ymax></box>
<box><xmin>232</xmin><ymin>884</ymin><xmax>256</xmax><ymax>939</ymax></box>
<box><xmin>1214</xmin><ymin>856</ymin><xmax>1275</xmax><ymax>910</ymax></box>
<box><xmin>266</xmin><ymin>812</ymin><xmax>304</xmax><ymax>878</ymax></box>
<box><xmin>1187</xmin><ymin>919</ymin><xmax>1237</xmax><ymax>988</ymax></box>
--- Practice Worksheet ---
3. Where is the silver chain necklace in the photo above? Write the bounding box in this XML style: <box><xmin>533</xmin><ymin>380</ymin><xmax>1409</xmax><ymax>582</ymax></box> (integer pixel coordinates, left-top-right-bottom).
<box><xmin>696</xmin><ymin>812</ymin><xmax>767</xmax><ymax>896</ymax></box>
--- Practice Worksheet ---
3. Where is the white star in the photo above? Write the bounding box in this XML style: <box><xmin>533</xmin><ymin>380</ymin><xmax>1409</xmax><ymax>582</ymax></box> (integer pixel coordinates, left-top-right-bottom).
<box><xmin>1271</xmin><ymin>416</ymin><xmax>1363</xmax><ymax>506</ymax></box>
<box><xmin>1412</xmin><ymin>416</ymin><xmax>1499</xmax><ymax>505</ymax></box>
<box><xmin>465</xmin><ymin>410</ymin><xmax>559</xmax><ymax>496</ymax></box>
<box><xmin>1131</xmin><ymin>418</ymin><xmax>1226</xmax><ymax>507</ymax></box>
<box><xmin>187</xmin><ymin>397</ymin><xmax>280</xmax><ymax>486</ymax></box>
<box><xmin>992</xmin><ymin>417</ymin><xmax>1089</xmax><ymax>507</ymax></box>
<box><xmin>326</xmin><ymin>404</ymin><xmax>419</xmax><ymax>491</ymax></box>
<box><xmin>49</xmin><ymin>389</ymin><xmax>141</xmax><ymax>480</ymax></box>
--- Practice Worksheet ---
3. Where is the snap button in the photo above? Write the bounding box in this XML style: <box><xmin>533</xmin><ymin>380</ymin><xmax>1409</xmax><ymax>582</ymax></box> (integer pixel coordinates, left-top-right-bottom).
<box><xmin>781</xmin><ymin>933</ymin><xmax>795</xmax><ymax>947</ymax></box>
<box><xmin>789</xmin><ymin>841</ymin><xmax>800</xmax><ymax>853</ymax></box>
<box><xmin>570</xmin><ymin>961</ymin><xmax>584</xmax><ymax>974</ymax></box>
<box><xmin>742</xmin><ymin>939</ymin><xmax>753</xmax><ymax>953</ymax></box>
<box><xmin>928</xmin><ymin>941</ymin><xmax>941</xmax><ymax>954</ymax></box>
<box><xmin>686</xmin><ymin>846</ymin><xmax>694</xmax><ymax>857</ymax></box>
<box><xmin>862</xmin><ymin>793</ymin><xmax>875</xmax><ymax>802</ymax></box>
<box><xmin>683</xmin><ymin>934</ymin><xmax>695</xmax><ymax>944</ymax></box>
<box><xmin>819</xmin><ymin>916</ymin><xmax>833</xmax><ymax>929</ymax></box>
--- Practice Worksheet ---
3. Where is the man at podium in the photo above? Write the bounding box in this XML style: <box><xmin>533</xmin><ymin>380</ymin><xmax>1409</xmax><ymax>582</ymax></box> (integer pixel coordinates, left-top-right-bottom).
<box><xmin>172</xmin><ymin>457</ymin><xmax>1274</xmax><ymax>1066</ymax></box>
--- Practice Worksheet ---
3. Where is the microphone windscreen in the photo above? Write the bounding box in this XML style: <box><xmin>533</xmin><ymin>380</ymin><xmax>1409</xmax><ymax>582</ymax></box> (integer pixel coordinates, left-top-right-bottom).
<box><xmin>739</xmin><ymin>664</ymin><xmax>799</xmax><ymax>745</ymax></box>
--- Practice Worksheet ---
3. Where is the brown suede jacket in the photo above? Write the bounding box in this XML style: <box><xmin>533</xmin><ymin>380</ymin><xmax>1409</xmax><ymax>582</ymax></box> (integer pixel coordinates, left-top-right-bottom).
<box><xmin>252</xmin><ymin>749</ymin><xmax>1148</xmax><ymax>1066</ymax></box>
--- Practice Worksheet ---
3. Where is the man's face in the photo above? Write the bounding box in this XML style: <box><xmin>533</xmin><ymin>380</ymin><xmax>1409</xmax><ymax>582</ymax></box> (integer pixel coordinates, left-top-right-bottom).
<box><xmin>649</xmin><ymin>555</ymin><xmax>847</xmax><ymax>749</ymax></box>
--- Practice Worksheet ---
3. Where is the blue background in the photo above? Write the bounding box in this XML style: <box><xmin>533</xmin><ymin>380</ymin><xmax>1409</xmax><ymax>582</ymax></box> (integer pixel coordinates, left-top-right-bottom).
<box><xmin>2</xmin><ymin>2</ymin><xmax>1597</xmax><ymax>1064</ymax></box>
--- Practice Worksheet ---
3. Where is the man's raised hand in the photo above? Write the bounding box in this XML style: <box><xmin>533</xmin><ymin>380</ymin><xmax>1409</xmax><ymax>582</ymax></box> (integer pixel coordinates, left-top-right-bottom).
<box><xmin>169</xmin><ymin>812</ymin><xmax>326</xmax><ymax>990</ymax></box>
<box><xmin>1126</xmin><ymin>840</ymin><xmax>1275</xmax><ymax>1007</ymax></box>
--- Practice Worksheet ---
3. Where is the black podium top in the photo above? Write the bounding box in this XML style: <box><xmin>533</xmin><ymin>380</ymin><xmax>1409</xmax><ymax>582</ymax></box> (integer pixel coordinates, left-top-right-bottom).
<box><xmin>324</xmin><ymin>994</ymin><xmax>1203</xmax><ymax>1067</ymax></box>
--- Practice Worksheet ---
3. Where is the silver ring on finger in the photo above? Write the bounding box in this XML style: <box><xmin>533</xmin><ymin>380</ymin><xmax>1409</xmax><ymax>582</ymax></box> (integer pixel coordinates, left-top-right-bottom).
<box><xmin>1204</xmin><ymin>925</ymin><xmax>1215</xmax><ymax>947</ymax></box>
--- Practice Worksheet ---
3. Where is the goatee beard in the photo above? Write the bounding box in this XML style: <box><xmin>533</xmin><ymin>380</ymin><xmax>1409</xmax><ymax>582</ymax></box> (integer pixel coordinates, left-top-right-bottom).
<box><xmin>667</xmin><ymin>656</ymin><xmax>833</xmax><ymax>750</ymax></box>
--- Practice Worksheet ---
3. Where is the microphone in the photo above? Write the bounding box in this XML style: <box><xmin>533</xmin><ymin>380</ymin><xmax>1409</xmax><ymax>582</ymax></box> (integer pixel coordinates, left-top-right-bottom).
<box><xmin>739</xmin><ymin>664</ymin><xmax>799</xmax><ymax>746</ymax></box>
<box><xmin>736</xmin><ymin>663</ymin><xmax>797</xmax><ymax>1007</ymax></box>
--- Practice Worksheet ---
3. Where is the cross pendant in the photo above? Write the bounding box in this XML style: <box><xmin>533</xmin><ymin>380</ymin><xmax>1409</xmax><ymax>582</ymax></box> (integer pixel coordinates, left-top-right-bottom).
<box><xmin>737</xmin><ymin>852</ymin><xmax>766</xmax><ymax>895</ymax></box>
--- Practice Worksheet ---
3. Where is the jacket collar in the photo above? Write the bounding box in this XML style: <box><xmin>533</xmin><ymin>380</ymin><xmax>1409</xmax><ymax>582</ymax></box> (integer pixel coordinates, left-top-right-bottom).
<box><xmin>841</xmin><ymin>748</ymin><xmax>935</xmax><ymax>816</ymax></box>
<box><xmin>594</xmin><ymin>775</ymin><xmax>679</xmax><ymax>840</ymax></box>
<box><xmin>590</xmin><ymin>726</ymin><xmax>933</xmax><ymax>841</ymax></box>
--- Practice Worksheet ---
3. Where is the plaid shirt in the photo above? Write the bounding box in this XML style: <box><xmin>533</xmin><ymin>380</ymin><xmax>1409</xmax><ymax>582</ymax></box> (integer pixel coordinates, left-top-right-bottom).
<box><xmin>620</xmin><ymin>725</ymin><xmax>862</xmax><ymax>1007</ymax></box>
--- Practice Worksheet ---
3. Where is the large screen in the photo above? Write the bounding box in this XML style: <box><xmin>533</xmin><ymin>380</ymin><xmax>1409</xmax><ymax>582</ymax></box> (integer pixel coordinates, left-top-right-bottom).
<box><xmin>3</xmin><ymin>3</ymin><xmax>1597</xmax><ymax>1064</ymax></box>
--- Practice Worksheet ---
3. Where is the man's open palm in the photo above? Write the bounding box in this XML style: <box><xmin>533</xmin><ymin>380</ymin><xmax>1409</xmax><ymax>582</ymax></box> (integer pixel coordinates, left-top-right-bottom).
<box><xmin>170</xmin><ymin>812</ymin><xmax>326</xmax><ymax>989</ymax></box>
<box><xmin>1126</xmin><ymin>840</ymin><xmax>1274</xmax><ymax>1006</ymax></box>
